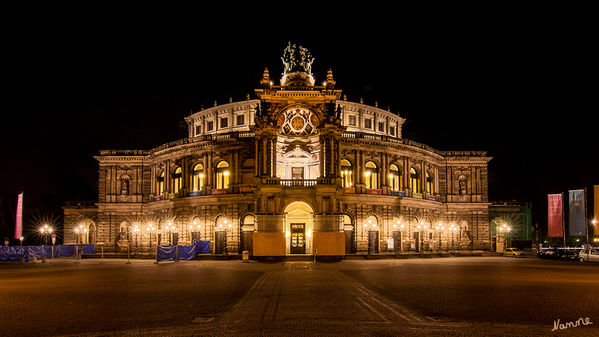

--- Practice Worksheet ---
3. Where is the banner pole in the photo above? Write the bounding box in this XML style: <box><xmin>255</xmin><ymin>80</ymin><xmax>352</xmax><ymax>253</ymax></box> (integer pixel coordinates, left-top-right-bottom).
<box><xmin>562</xmin><ymin>192</ymin><xmax>566</xmax><ymax>250</ymax></box>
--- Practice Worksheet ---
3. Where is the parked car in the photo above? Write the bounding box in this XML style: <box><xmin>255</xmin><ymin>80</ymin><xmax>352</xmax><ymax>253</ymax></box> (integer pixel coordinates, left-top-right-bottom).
<box><xmin>556</xmin><ymin>249</ymin><xmax>580</xmax><ymax>261</ymax></box>
<box><xmin>503</xmin><ymin>248</ymin><xmax>525</xmax><ymax>258</ymax></box>
<box><xmin>537</xmin><ymin>248</ymin><xmax>559</xmax><ymax>259</ymax></box>
<box><xmin>578</xmin><ymin>249</ymin><xmax>599</xmax><ymax>263</ymax></box>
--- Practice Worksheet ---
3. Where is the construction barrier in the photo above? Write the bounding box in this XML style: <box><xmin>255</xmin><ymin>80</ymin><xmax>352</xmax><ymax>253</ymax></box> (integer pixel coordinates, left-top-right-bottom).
<box><xmin>0</xmin><ymin>245</ymin><xmax>96</xmax><ymax>262</ymax></box>
<box><xmin>156</xmin><ymin>241</ymin><xmax>210</xmax><ymax>262</ymax></box>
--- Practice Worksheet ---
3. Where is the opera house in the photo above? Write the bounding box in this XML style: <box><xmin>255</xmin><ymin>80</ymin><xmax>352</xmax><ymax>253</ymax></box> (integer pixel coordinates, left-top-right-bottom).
<box><xmin>64</xmin><ymin>43</ymin><xmax>492</xmax><ymax>256</ymax></box>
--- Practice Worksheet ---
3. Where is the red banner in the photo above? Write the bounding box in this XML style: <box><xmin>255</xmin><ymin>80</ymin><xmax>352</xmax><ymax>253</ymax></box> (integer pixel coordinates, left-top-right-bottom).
<box><xmin>14</xmin><ymin>193</ymin><xmax>23</xmax><ymax>239</ymax></box>
<box><xmin>547</xmin><ymin>194</ymin><xmax>563</xmax><ymax>237</ymax></box>
<box><xmin>594</xmin><ymin>185</ymin><xmax>599</xmax><ymax>236</ymax></box>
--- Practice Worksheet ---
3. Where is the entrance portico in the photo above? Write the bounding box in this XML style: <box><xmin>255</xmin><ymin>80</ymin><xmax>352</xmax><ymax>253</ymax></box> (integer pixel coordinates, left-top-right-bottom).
<box><xmin>284</xmin><ymin>201</ymin><xmax>313</xmax><ymax>255</ymax></box>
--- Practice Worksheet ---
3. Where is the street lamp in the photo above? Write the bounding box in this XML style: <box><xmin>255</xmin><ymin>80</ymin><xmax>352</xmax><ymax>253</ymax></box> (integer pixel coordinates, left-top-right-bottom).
<box><xmin>435</xmin><ymin>223</ymin><xmax>445</xmax><ymax>252</ymax></box>
<box><xmin>74</xmin><ymin>225</ymin><xmax>87</xmax><ymax>259</ymax></box>
<box><xmin>146</xmin><ymin>224</ymin><xmax>155</xmax><ymax>255</ymax></box>
<box><xmin>416</xmin><ymin>221</ymin><xmax>428</xmax><ymax>253</ymax></box>
<box><xmin>164</xmin><ymin>222</ymin><xmax>176</xmax><ymax>245</ymax></box>
<box><xmin>132</xmin><ymin>225</ymin><xmax>141</xmax><ymax>255</ymax></box>
<box><xmin>39</xmin><ymin>224</ymin><xmax>53</xmax><ymax>245</ymax></box>
<box><xmin>497</xmin><ymin>223</ymin><xmax>511</xmax><ymax>252</ymax></box>
<box><xmin>449</xmin><ymin>224</ymin><xmax>458</xmax><ymax>252</ymax></box>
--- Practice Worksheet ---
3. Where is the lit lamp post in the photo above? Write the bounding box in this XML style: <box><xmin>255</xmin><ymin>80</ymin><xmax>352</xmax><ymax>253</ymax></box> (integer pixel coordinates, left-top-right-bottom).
<box><xmin>74</xmin><ymin>225</ymin><xmax>87</xmax><ymax>260</ymax></box>
<box><xmin>435</xmin><ymin>223</ymin><xmax>445</xmax><ymax>252</ymax></box>
<box><xmin>132</xmin><ymin>225</ymin><xmax>141</xmax><ymax>256</ymax></box>
<box><xmin>392</xmin><ymin>220</ymin><xmax>402</xmax><ymax>253</ymax></box>
<box><xmin>416</xmin><ymin>221</ymin><xmax>428</xmax><ymax>253</ymax></box>
<box><xmin>39</xmin><ymin>224</ymin><xmax>53</xmax><ymax>263</ymax></box>
<box><xmin>399</xmin><ymin>223</ymin><xmax>405</xmax><ymax>252</ymax></box>
<box><xmin>165</xmin><ymin>222</ymin><xmax>174</xmax><ymax>246</ymax></box>
<box><xmin>39</xmin><ymin>224</ymin><xmax>53</xmax><ymax>245</ymax></box>
<box><xmin>146</xmin><ymin>224</ymin><xmax>155</xmax><ymax>255</ymax></box>
<box><xmin>497</xmin><ymin>223</ymin><xmax>511</xmax><ymax>252</ymax></box>
<box><xmin>449</xmin><ymin>223</ymin><xmax>458</xmax><ymax>253</ymax></box>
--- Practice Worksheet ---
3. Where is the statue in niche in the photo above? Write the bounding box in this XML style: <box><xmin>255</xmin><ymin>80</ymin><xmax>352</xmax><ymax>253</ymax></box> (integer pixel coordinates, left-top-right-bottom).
<box><xmin>458</xmin><ymin>175</ymin><xmax>467</xmax><ymax>195</ymax></box>
<box><xmin>120</xmin><ymin>178</ymin><xmax>129</xmax><ymax>195</ymax></box>
<box><xmin>117</xmin><ymin>223</ymin><xmax>128</xmax><ymax>242</ymax></box>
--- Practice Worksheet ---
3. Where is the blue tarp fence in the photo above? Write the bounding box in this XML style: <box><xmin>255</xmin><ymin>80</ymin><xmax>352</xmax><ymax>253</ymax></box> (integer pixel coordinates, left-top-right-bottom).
<box><xmin>157</xmin><ymin>245</ymin><xmax>178</xmax><ymax>262</ymax></box>
<box><xmin>156</xmin><ymin>241</ymin><xmax>211</xmax><ymax>262</ymax></box>
<box><xmin>178</xmin><ymin>245</ymin><xmax>196</xmax><ymax>260</ymax></box>
<box><xmin>0</xmin><ymin>245</ymin><xmax>96</xmax><ymax>262</ymax></box>
<box><xmin>59</xmin><ymin>245</ymin><xmax>76</xmax><ymax>256</ymax></box>
<box><xmin>0</xmin><ymin>246</ymin><xmax>29</xmax><ymax>262</ymax></box>
<box><xmin>194</xmin><ymin>240</ymin><xmax>211</xmax><ymax>254</ymax></box>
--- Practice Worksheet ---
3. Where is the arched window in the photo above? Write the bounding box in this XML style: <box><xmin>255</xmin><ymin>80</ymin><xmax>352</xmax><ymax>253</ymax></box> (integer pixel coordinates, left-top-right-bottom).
<box><xmin>242</xmin><ymin>214</ymin><xmax>255</xmax><ymax>226</ymax></box>
<box><xmin>364</xmin><ymin>215</ymin><xmax>378</xmax><ymax>229</ymax></box>
<box><xmin>191</xmin><ymin>163</ymin><xmax>204</xmax><ymax>191</ymax></box>
<box><xmin>340</xmin><ymin>159</ymin><xmax>353</xmax><ymax>188</ymax></box>
<box><xmin>364</xmin><ymin>161</ymin><xmax>378</xmax><ymax>189</ymax></box>
<box><xmin>215</xmin><ymin>161</ymin><xmax>230</xmax><ymax>189</ymax></box>
<box><xmin>410</xmin><ymin>167</ymin><xmax>420</xmax><ymax>193</ymax></box>
<box><xmin>156</xmin><ymin>170</ymin><xmax>165</xmax><ymax>195</ymax></box>
<box><xmin>389</xmin><ymin>164</ymin><xmax>401</xmax><ymax>191</ymax></box>
<box><xmin>426</xmin><ymin>171</ymin><xmax>434</xmax><ymax>194</ymax></box>
<box><xmin>173</xmin><ymin>167</ymin><xmax>182</xmax><ymax>194</ymax></box>
<box><xmin>343</xmin><ymin>214</ymin><xmax>352</xmax><ymax>227</ymax></box>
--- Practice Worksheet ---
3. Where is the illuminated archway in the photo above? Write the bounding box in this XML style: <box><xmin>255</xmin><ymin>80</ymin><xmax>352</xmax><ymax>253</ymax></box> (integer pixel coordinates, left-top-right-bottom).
<box><xmin>283</xmin><ymin>201</ymin><xmax>314</xmax><ymax>255</ymax></box>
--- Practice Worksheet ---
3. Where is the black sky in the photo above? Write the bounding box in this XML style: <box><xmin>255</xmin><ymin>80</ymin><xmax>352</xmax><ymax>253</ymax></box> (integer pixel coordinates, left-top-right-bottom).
<box><xmin>1</xmin><ymin>13</ymin><xmax>597</xmax><ymax>237</ymax></box>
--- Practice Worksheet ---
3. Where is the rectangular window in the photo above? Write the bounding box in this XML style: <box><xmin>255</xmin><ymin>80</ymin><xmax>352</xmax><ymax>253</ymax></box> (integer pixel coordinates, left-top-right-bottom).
<box><xmin>378</xmin><ymin>122</ymin><xmax>384</xmax><ymax>132</ymax></box>
<box><xmin>195</xmin><ymin>125</ymin><xmax>201</xmax><ymax>136</ymax></box>
<box><xmin>390</xmin><ymin>126</ymin><xmax>396</xmax><ymax>136</ymax></box>
<box><xmin>348</xmin><ymin>115</ymin><xmax>356</xmax><ymax>126</ymax></box>
<box><xmin>207</xmin><ymin>121</ymin><xmax>214</xmax><ymax>131</ymax></box>
<box><xmin>236</xmin><ymin>114</ymin><xmax>245</xmax><ymax>125</ymax></box>
<box><xmin>364</xmin><ymin>118</ymin><xmax>372</xmax><ymax>129</ymax></box>
<box><xmin>220</xmin><ymin>117</ymin><xmax>228</xmax><ymax>128</ymax></box>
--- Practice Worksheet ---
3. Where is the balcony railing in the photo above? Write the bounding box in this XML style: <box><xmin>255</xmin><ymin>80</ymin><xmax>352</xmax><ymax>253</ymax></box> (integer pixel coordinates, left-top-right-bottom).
<box><xmin>280</xmin><ymin>179</ymin><xmax>317</xmax><ymax>187</ymax></box>
<box><xmin>262</xmin><ymin>178</ymin><xmax>334</xmax><ymax>187</ymax></box>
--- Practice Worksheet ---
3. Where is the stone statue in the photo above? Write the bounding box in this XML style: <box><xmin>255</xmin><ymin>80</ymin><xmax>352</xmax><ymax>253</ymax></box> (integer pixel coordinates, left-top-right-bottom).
<box><xmin>458</xmin><ymin>176</ymin><xmax>467</xmax><ymax>195</ymax></box>
<box><xmin>281</xmin><ymin>42</ymin><xmax>315</xmax><ymax>75</ymax></box>
<box><xmin>120</xmin><ymin>178</ymin><xmax>129</xmax><ymax>195</ymax></box>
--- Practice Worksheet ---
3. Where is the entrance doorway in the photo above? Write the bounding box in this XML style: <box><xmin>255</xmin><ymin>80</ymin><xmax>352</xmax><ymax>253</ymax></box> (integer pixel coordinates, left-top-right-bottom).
<box><xmin>290</xmin><ymin>223</ymin><xmax>306</xmax><ymax>254</ymax></box>
<box><xmin>392</xmin><ymin>231</ymin><xmax>402</xmax><ymax>253</ymax></box>
<box><xmin>368</xmin><ymin>230</ymin><xmax>379</xmax><ymax>254</ymax></box>
<box><xmin>291</xmin><ymin>167</ymin><xmax>304</xmax><ymax>179</ymax></box>
<box><xmin>215</xmin><ymin>230</ymin><xmax>226</xmax><ymax>254</ymax></box>
<box><xmin>284</xmin><ymin>201</ymin><xmax>314</xmax><ymax>255</ymax></box>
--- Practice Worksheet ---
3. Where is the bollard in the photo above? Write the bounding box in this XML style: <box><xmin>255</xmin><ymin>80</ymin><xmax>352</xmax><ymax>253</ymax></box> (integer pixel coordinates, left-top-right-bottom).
<box><xmin>126</xmin><ymin>245</ymin><xmax>131</xmax><ymax>264</ymax></box>
<box><xmin>101</xmin><ymin>245</ymin><xmax>104</xmax><ymax>264</ymax></box>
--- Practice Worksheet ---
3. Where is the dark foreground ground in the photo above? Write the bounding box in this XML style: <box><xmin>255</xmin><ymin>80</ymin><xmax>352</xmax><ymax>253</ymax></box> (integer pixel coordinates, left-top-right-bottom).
<box><xmin>1</xmin><ymin>256</ymin><xmax>598</xmax><ymax>336</ymax></box>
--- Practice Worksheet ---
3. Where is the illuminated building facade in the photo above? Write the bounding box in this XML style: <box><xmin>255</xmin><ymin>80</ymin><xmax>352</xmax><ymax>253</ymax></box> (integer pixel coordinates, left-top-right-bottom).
<box><xmin>64</xmin><ymin>43</ymin><xmax>492</xmax><ymax>256</ymax></box>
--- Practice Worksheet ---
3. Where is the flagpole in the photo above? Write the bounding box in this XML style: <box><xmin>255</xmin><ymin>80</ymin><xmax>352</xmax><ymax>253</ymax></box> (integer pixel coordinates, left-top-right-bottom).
<box><xmin>562</xmin><ymin>192</ymin><xmax>566</xmax><ymax>249</ymax></box>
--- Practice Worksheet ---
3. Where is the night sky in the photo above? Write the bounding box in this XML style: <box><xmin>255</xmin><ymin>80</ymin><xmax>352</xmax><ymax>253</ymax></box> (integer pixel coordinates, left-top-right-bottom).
<box><xmin>1</xmin><ymin>16</ymin><xmax>597</xmax><ymax>239</ymax></box>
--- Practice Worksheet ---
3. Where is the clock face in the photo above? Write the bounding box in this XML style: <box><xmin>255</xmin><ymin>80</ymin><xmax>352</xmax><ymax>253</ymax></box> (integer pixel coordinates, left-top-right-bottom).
<box><xmin>279</xmin><ymin>107</ymin><xmax>319</xmax><ymax>136</ymax></box>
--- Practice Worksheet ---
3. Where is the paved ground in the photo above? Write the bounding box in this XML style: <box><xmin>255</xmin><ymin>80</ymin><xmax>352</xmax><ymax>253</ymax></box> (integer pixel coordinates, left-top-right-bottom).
<box><xmin>1</xmin><ymin>256</ymin><xmax>598</xmax><ymax>336</ymax></box>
